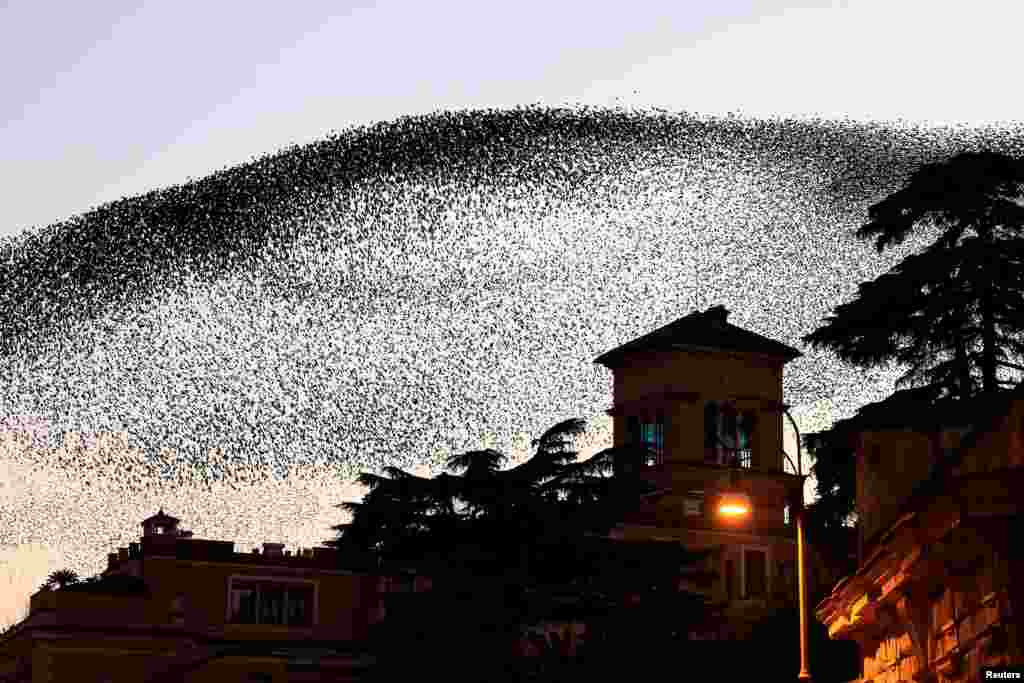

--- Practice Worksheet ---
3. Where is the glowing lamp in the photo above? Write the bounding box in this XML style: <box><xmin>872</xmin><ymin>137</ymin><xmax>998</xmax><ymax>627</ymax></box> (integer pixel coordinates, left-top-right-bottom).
<box><xmin>717</xmin><ymin>491</ymin><xmax>751</xmax><ymax>517</ymax></box>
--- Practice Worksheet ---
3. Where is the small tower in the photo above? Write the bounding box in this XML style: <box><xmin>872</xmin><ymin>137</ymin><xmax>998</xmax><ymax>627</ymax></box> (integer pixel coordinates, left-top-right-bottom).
<box><xmin>594</xmin><ymin>303</ymin><xmax>806</xmax><ymax>633</ymax></box>
<box><xmin>141</xmin><ymin>509</ymin><xmax>181</xmax><ymax>537</ymax></box>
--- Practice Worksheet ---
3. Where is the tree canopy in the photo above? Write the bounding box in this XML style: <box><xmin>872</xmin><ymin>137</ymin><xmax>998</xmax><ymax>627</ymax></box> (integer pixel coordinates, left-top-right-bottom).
<box><xmin>801</xmin><ymin>151</ymin><xmax>1024</xmax><ymax>548</ymax></box>
<box><xmin>327</xmin><ymin>418</ymin><xmax>720</xmax><ymax>681</ymax></box>
<box><xmin>804</xmin><ymin>151</ymin><xmax>1024</xmax><ymax>398</ymax></box>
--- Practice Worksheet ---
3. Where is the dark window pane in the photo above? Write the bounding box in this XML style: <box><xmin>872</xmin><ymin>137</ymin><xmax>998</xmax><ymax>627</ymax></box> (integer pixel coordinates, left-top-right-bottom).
<box><xmin>723</xmin><ymin>410</ymin><xmax>737</xmax><ymax>440</ymax></box>
<box><xmin>260</xmin><ymin>587</ymin><xmax>284</xmax><ymax>625</ymax></box>
<box><xmin>286</xmin><ymin>587</ymin><xmax>312</xmax><ymax>626</ymax></box>
<box><xmin>627</xmin><ymin>416</ymin><xmax>640</xmax><ymax>446</ymax></box>
<box><xmin>725</xmin><ymin>559</ymin><xmax>736</xmax><ymax>600</ymax></box>
<box><xmin>231</xmin><ymin>588</ymin><xmax>258</xmax><ymax>624</ymax></box>
<box><xmin>745</xmin><ymin>550</ymin><xmax>767</xmax><ymax>597</ymax></box>
<box><xmin>739</xmin><ymin>412</ymin><xmax>755</xmax><ymax>449</ymax></box>
<box><xmin>704</xmin><ymin>404</ymin><xmax>719</xmax><ymax>449</ymax></box>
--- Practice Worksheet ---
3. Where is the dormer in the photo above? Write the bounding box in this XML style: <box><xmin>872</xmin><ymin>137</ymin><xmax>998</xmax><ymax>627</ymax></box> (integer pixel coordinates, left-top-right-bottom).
<box><xmin>594</xmin><ymin>305</ymin><xmax>802</xmax><ymax>473</ymax></box>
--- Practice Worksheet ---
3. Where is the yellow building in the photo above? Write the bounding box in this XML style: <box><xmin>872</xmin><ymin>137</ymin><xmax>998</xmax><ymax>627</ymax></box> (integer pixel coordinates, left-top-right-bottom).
<box><xmin>593</xmin><ymin>304</ymin><xmax>810</xmax><ymax>638</ymax></box>
<box><xmin>816</xmin><ymin>387</ymin><xmax>1024</xmax><ymax>681</ymax></box>
<box><xmin>0</xmin><ymin>510</ymin><xmax>381</xmax><ymax>682</ymax></box>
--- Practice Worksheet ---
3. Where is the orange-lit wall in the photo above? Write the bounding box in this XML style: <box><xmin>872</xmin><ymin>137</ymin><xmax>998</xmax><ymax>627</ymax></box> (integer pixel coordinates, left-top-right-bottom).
<box><xmin>0</xmin><ymin>557</ymin><xmax>380</xmax><ymax>682</ymax></box>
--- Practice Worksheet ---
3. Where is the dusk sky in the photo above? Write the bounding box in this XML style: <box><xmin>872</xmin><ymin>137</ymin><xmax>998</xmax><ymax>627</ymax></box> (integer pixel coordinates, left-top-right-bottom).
<box><xmin>2</xmin><ymin>0</ymin><xmax>1023</xmax><ymax>629</ymax></box>
<box><xmin>5</xmin><ymin>0</ymin><xmax>1023</xmax><ymax>235</ymax></box>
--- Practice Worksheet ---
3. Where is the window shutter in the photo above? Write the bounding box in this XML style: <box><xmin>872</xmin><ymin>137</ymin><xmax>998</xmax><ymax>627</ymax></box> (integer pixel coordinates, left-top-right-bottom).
<box><xmin>704</xmin><ymin>403</ymin><xmax>719</xmax><ymax>449</ymax></box>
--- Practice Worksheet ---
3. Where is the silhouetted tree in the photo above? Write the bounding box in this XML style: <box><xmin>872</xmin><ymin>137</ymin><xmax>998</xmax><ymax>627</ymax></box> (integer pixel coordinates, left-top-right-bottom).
<box><xmin>803</xmin><ymin>151</ymin><xmax>1024</xmax><ymax>397</ymax></box>
<box><xmin>801</xmin><ymin>152</ymin><xmax>1024</xmax><ymax>558</ymax></box>
<box><xmin>328</xmin><ymin>419</ymin><xmax>716</xmax><ymax>681</ymax></box>
<box><xmin>41</xmin><ymin>568</ymin><xmax>80</xmax><ymax>591</ymax></box>
<box><xmin>803</xmin><ymin>428</ymin><xmax>857</xmax><ymax>534</ymax></box>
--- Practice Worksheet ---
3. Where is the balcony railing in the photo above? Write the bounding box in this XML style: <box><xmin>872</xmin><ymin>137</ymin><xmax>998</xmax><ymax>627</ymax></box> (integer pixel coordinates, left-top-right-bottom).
<box><xmin>705</xmin><ymin>448</ymin><xmax>752</xmax><ymax>469</ymax></box>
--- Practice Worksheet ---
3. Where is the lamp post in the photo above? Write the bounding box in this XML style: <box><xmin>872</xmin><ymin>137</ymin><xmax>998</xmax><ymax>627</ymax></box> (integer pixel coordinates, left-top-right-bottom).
<box><xmin>794</xmin><ymin>479</ymin><xmax>812</xmax><ymax>682</ymax></box>
<box><xmin>717</xmin><ymin>403</ymin><xmax>812</xmax><ymax>682</ymax></box>
<box><xmin>784</xmin><ymin>405</ymin><xmax>812</xmax><ymax>683</ymax></box>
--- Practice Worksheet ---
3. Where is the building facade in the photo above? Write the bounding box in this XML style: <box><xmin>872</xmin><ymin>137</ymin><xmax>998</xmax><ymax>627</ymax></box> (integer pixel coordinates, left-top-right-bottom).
<box><xmin>0</xmin><ymin>510</ymin><xmax>381</xmax><ymax>682</ymax></box>
<box><xmin>816</xmin><ymin>390</ymin><xmax>1024</xmax><ymax>681</ymax></box>
<box><xmin>593</xmin><ymin>304</ymin><xmax>813</xmax><ymax>637</ymax></box>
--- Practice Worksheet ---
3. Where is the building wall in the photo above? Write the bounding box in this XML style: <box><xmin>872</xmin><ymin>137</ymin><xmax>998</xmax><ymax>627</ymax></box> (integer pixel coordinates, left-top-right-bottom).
<box><xmin>140</xmin><ymin>557</ymin><xmax>374</xmax><ymax>641</ymax></box>
<box><xmin>850</xmin><ymin>542</ymin><xmax>1018</xmax><ymax>683</ymax></box>
<box><xmin>610</xmin><ymin>349</ymin><xmax>785</xmax><ymax>471</ymax></box>
<box><xmin>856</xmin><ymin>409</ymin><xmax>1024</xmax><ymax>558</ymax></box>
<box><xmin>604</xmin><ymin>346</ymin><xmax>804</xmax><ymax>629</ymax></box>
<box><xmin>0</xmin><ymin>557</ymin><xmax>380</xmax><ymax>682</ymax></box>
<box><xmin>820</xmin><ymin>398</ymin><xmax>1024</xmax><ymax>682</ymax></box>
<box><xmin>856</xmin><ymin>430</ymin><xmax>936</xmax><ymax>552</ymax></box>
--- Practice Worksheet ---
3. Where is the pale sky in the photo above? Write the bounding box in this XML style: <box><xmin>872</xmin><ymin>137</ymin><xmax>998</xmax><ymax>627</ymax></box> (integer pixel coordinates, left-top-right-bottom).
<box><xmin>3</xmin><ymin>0</ymin><xmax>1021</xmax><ymax>236</ymax></box>
<box><xmin>1</xmin><ymin>0</ymin><xmax>1022</xmax><ymax>630</ymax></box>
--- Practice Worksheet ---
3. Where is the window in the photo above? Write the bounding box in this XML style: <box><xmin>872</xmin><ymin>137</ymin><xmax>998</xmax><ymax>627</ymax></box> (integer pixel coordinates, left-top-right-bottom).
<box><xmin>628</xmin><ymin>415</ymin><xmax>664</xmax><ymax>466</ymax></box>
<box><xmin>738</xmin><ymin>413</ymin><xmax>755</xmax><ymax>450</ymax></box>
<box><xmin>640</xmin><ymin>417</ymin><xmax>665</xmax><ymax>465</ymax></box>
<box><xmin>704</xmin><ymin>402</ymin><xmax>754</xmax><ymax>468</ymax></box>
<box><xmin>684</xmin><ymin>490</ymin><xmax>704</xmax><ymax>517</ymax></box>
<box><xmin>776</xmin><ymin>560</ymin><xmax>794</xmax><ymax>595</ymax></box>
<box><xmin>744</xmin><ymin>550</ymin><xmax>767</xmax><ymax>598</ymax></box>
<box><xmin>704</xmin><ymin>403</ymin><xmax>719</xmax><ymax>453</ymax></box>
<box><xmin>725</xmin><ymin>559</ymin><xmax>736</xmax><ymax>600</ymax></box>
<box><xmin>229</xmin><ymin>579</ymin><xmax>313</xmax><ymax>626</ymax></box>
<box><xmin>784</xmin><ymin>504</ymin><xmax>791</xmax><ymax>525</ymax></box>
<box><xmin>260</xmin><ymin>586</ymin><xmax>284</xmax><ymax>625</ymax></box>
<box><xmin>231</xmin><ymin>584</ymin><xmax>258</xmax><ymax>623</ymax></box>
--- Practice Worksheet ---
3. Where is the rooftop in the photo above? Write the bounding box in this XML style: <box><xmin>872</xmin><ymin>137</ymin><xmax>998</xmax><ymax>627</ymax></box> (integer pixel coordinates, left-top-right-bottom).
<box><xmin>104</xmin><ymin>510</ymin><xmax>358</xmax><ymax>574</ymax></box>
<box><xmin>594</xmin><ymin>305</ymin><xmax>803</xmax><ymax>368</ymax></box>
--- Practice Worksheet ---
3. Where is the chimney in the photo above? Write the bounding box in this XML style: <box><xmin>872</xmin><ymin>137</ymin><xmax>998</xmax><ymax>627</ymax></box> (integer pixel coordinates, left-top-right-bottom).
<box><xmin>262</xmin><ymin>543</ymin><xmax>284</xmax><ymax>559</ymax></box>
<box><xmin>706</xmin><ymin>305</ymin><xmax>729</xmax><ymax>328</ymax></box>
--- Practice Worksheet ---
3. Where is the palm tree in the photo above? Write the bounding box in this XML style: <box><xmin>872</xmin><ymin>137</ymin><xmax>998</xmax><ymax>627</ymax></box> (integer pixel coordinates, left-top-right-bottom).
<box><xmin>41</xmin><ymin>568</ymin><xmax>80</xmax><ymax>591</ymax></box>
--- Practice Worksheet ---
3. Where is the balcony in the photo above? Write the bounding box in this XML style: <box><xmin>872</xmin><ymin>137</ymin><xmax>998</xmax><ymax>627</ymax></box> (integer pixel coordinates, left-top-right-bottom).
<box><xmin>705</xmin><ymin>448</ymin><xmax>752</xmax><ymax>469</ymax></box>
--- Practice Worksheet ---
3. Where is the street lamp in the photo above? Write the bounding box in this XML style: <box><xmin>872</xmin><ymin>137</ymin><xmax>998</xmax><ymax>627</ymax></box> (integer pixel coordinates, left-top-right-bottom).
<box><xmin>718</xmin><ymin>490</ymin><xmax>751</xmax><ymax>517</ymax></box>
<box><xmin>717</xmin><ymin>449</ymin><xmax>813</xmax><ymax>682</ymax></box>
